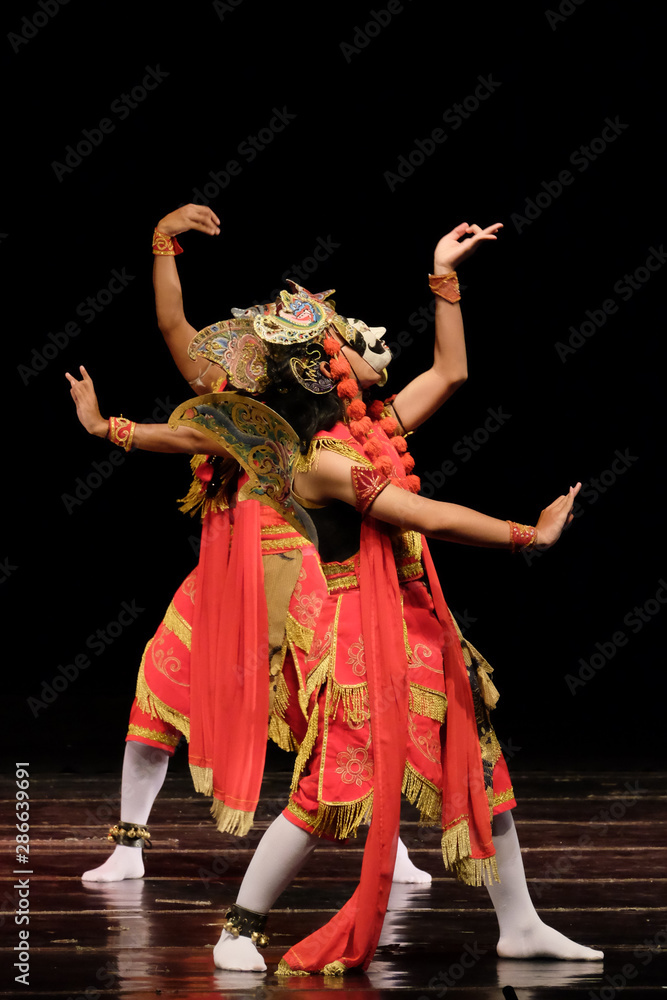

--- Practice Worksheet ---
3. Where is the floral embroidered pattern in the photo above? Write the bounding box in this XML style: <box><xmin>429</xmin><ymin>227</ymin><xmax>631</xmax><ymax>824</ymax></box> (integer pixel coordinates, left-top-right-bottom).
<box><xmin>335</xmin><ymin>746</ymin><xmax>373</xmax><ymax>786</ymax></box>
<box><xmin>150</xmin><ymin>636</ymin><xmax>188</xmax><ymax>687</ymax></box>
<box><xmin>291</xmin><ymin>566</ymin><xmax>323</xmax><ymax>629</ymax></box>
<box><xmin>407</xmin><ymin>716</ymin><xmax>439</xmax><ymax>763</ymax></box>
<box><xmin>347</xmin><ymin>636</ymin><xmax>366</xmax><ymax>677</ymax></box>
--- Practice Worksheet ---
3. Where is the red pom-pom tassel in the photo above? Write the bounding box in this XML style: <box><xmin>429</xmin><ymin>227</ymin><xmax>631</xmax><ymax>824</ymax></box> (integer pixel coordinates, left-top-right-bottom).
<box><xmin>401</xmin><ymin>452</ymin><xmax>415</xmax><ymax>473</ymax></box>
<box><xmin>376</xmin><ymin>456</ymin><xmax>395</xmax><ymax>476</ymax></box>
<box><xmin>406</xmin><ymin>474</ymin><xmax>421</xmax><ymax>493</ymax></box>
<box><xmin>379</xmin><ymin>416</ymin><xmax>398</xmax><ymax>436</ymax></box>
<box><xmin>368</xmin><ymin>399</ymin><xmax>385</xmax><ymax>420</ymax></box>
<box><xmin>347</xmin><ymin>398</ymin><xmax>367</xmax><ymax>421</ymax></box>
<box><xmin>350</xmin><ymin>416</ymin><xmax>373</xmax><ymax>441</ymax></box>
<box><xmin>323</xmin><ymin>336</ymin><xmax>341</xmax><ymax>357</ymax></box>
<box><xmin>392</xmin><ymin>435</ymin><xmax>408</xmax><ymax>454</ymax></box>
<box><xmin>364</xmin><ymin>438</ymin><xmax>382</xmax><ymax>459</ymax></box>
<box><xmin>330</xmin><ymin>356</ymin><xmax>352</xmax><ymax>379</ymax></box>
<box><xmin>337</xmin><ymin>378</ymin><xmax>359</xmax><ymax>400</ymax></box>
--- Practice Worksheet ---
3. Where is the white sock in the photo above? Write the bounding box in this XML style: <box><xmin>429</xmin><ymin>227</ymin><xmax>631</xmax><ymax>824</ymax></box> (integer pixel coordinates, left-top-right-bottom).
<box><xmin>392</xmin><ymin>837</ymin><xmax>432</xmax><ymax>883</ymax></box>
<box><xmin>213</xmin><ymin>814</ymin><xmax>319</xmax><ymax>971</ymax></box>
<box><xmin>485</xmin><ymin>811</ymin><xmax>603</xmax><ymax>960</ymax></box>
<box><xmin>82</xmin><ymin>743</ymin><xmax>169</xmax><ymax>882</ymax></box>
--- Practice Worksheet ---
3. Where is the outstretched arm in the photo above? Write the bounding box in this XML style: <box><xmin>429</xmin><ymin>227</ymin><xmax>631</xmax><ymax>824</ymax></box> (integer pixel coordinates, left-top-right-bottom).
<box><xmin>153</xmin><ymin>204</ymin><xmax>222</xmax><ymax>389</ymax></box>
<box><xmin>66</xmin><ymin>366</ymin><xmax>229</xmax><ymax>456</ymax></box>
<box><xmin>391</xmin><ymin>222</ymin><xmax>502</xmax><ymax>432</ymax></box>
<box><xmin>294</xmin><ymin>448</ymin><xmax>580</xmax><ymax>552</ymax></box>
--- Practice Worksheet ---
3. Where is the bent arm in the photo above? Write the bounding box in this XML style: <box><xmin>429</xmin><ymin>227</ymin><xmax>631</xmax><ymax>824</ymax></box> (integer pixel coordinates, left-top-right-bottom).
<box><xmin>391</xmin><ymin>222</ymin><xmax>502</xmax><ymax>432</ymax></box>
<box><xmin>153</xmin><ymin>205</ymin><xmax>224</xmax><ymax>390</ymax></box>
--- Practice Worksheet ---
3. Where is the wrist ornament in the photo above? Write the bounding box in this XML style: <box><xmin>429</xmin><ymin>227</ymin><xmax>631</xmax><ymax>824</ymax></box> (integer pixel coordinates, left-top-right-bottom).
<box><xmin>506</xmin><ymin>521</ymin><xmax>537</xmax><ymax>553</ymax></box>
<box><xmin>429</xmin><ymin>271</ymin><xmax>460</xmax><ymax>303</ymax></box>
<box><xmin>107</xmin><ymin>416</ymin><xmax>137</xmax><ymax>452</ymax></box>
<box><xmin>152</xmin><ymin>228</ymin><xmax>183</xmax><ymax>256</ymax></box>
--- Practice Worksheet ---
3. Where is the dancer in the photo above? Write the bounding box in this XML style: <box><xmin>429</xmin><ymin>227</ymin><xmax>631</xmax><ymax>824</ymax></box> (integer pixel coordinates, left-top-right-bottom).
<box><xmin>71</xmin><ymin>206</ymin><xmax>427</xmax><ymax>885</ymax></box>
<box><xmin>69</xmin><ymin>218</ymin><xmax>602</xmax><ymax>969</ymax></box>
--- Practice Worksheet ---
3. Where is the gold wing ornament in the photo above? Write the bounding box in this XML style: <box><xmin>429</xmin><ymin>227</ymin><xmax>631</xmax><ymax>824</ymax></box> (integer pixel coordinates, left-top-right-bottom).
<box><xmin>168</xmin><ymin>392</ymin><xmax>317</xmax><ymax>544</ymax></box>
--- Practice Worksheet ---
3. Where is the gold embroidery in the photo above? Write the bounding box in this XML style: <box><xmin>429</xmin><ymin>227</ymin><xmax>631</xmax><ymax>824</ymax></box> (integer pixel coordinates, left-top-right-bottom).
<box><xmin>335</xmin><ymin>745</ymin><xmax>373</xmax><ymax>786</ymax></box>
<box><xmin>407</xmin><ymin>716</ymin><xmax>439</xmax><ymax>763</ymax></box>
<box><xmin>493</xmin><ymin>787</ymin><xmax>515</xmax><ymax>808</ymax></box>
<box><xmin>260</xmin><ymin>535</ymin><xmax>310</xmax><ymax>553</ymax></box>
<box><xmin>162</xmin><ymin>601</ymin><xmax>192</xmax><ymax>651</ymax></box>
<box><xmin>127</xmin><ymin>724</ymin><xmax>180</xmax><ymax>747</ymax></box>
<box><xmin>318</xmin><ymin>438</ymin><xmax>374</xmax><ymax>468</ymax></box>
<box><xmin>392</xmin><ymin>530</ymin><xmax>423</xmax><ymax>560</ymax></box>
<box><xmin>135</xmin><ymin>649</ymin><xmax>190</xmax><ymax>739</ymax></box>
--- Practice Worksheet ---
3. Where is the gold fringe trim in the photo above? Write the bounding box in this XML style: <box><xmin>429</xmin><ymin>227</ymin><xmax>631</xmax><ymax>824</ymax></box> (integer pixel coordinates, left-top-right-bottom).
<box><xmin>409</xmin><ymin>683</ymin><xmax>447</xmax><ymax>723</ymax></box>
<box><xmin>276</xmin><ymin>959</ymin><xmax>309</xmax><ymax>977</ymax></box>
<box><xmin>177</xmin><ymin>453</ymin><xmax>235</xmax><ymax>519</ymax></box>
<box><xmin>318</xmin><ymin>438</ymin><xmax>374</xmax><ymax>468</ymax></box>
<box><xmin>440</xmin><ymin>818</ymin><xmax>500</xmax><ymax>886</ymax></box>
<box><xmin>322</xmin><ymin>961</ymin><xmax>347</xmax><ymax>976</ymax></box>
<box><xmin>268</xmin><ymin>713</ymin><xmax>298</xmax><ymax>753</ymax></box>
<box><xmin>127</xmin><ymin>724</ymin><xmax>180</xmax><ymax>747</ymax></box>
<box><xmin>285</xmin><ymin>613</ymin><xmax>315</xmax><ymax>655</ymax></box>
<box><xmin>291</xmin><ymin>701</ymin><xmax>320</xmax><ymax>793</ymax></box>
<box><xmin>189</xmin><ymin>763</ymin><xmax>213</xmax><ymax>796</ymax></box>
<box><xmin>135</xmin><ymin>649</ymin><xmax>190</xmax><ymax>740</ymax></box>
<box><xmin>454</xmin><ymin>853</ymin><xmax>500</xmax><ymax>887</ymax></box>
<box><xmin>272</xmin><ymin>671</ymin><xmax>291</xmax><ymax>719</ymax></box>
<box><xmin>162</xmin><ymin>601</ymin><xmax>192</xmax><ymax>651</ymax></box>
<box><xmin>327</xmin><ymin>679</ymin><xmax>369</xmax><ymax>725</ymax></box>
<box><xmin>276</xmin><ymin>958</ymin><xmax>348</xmax><ymax>977</ymax></box>
<box><xmin>289</xmin><ymin>791</ymin><xmax>374</xmax><ymax>840</ymax></box>
<box><xmin>209</xmin><ymin>798</ymin><xmax>254</xmax><ymax>837</ymax></box>
<box><xmin>305</xmin><ymin>652</ymin><xmax>330</xmax><ymax>701</ymax></box>
<box><xmin>402</xmin><ymin>760</ymin><xmax>442</xmax><ymax>824</ymax></box>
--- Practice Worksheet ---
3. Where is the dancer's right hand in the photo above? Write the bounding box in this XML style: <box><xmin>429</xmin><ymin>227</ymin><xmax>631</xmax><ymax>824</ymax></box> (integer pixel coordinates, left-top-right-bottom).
<box><xmin>156</xmin><ymin>204</ymin><xmax>220</xmax><ymax>238</ymax></box>
<box><xmin>534</xmin><ymin>484</ymin><xmax>582</xmax><ymax>549</ymax></box>
<box><xmin>66</xmin><ymin>366</ymin><xmax>108</xmax><ymax>438</ymax></box>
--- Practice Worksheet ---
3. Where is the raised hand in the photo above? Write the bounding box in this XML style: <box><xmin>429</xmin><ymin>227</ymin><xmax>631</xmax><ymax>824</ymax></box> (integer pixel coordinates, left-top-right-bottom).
<box><xmin>433</xmin><ymin>222</ymin><xmax>503</xmax><ymax>274</ymax></box>
<box><xmin>66</xmin><ymin>366</ymin><xmax>108</xmax><ymax>438</ymax></box>
<box><xmin>156</xmin><ymin>204</ymin><xmax>221</xmax><ymax>238</ymax></box>
<box><xmin>535</xmin><ymin>483</ymin><xmax>582</xmax><ymax>549</ymax></box>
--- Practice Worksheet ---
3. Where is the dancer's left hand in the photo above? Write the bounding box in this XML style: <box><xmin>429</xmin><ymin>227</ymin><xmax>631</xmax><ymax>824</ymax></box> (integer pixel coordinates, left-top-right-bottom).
<box><xmin>433</xmin><ymin>222</ymin><xmax>502</xmax><ymax>274</ymax></box>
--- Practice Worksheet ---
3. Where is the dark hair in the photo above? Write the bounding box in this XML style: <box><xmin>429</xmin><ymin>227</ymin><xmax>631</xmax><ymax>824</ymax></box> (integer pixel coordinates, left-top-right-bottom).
<box><xmin>260</xmin><ymin>352</ymin><xmax>344</xmax><ymax>452</ymax></box>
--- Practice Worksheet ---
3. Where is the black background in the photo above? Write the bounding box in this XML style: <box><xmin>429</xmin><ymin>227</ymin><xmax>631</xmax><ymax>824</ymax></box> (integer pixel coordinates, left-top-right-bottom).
<box><xmin>3</xmin><ymin>1</ymin><xmax>665</xmax><ymax>775</ymax></box>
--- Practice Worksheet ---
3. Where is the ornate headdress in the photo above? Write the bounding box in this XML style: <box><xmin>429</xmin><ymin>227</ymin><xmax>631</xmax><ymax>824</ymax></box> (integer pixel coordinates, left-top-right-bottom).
<box><xmin>187</xmin><ymin>281</ymin><xmax>388</xmax><ymax>396</ymax></box>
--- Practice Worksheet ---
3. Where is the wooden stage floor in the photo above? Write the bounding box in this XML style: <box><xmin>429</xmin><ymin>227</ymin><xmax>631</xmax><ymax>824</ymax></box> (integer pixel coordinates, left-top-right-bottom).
<box><xmin>2</xmin><ymin>769</ymin><xmax>666</xmax><ymax>999</ymax></box>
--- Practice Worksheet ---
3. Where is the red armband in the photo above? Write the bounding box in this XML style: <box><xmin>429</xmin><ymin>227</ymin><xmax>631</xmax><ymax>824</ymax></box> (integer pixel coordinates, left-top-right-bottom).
<box><xmin>351</xmin><ymin>466</ymin><xmax>390</xmax><ymax>517</ymax></box>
